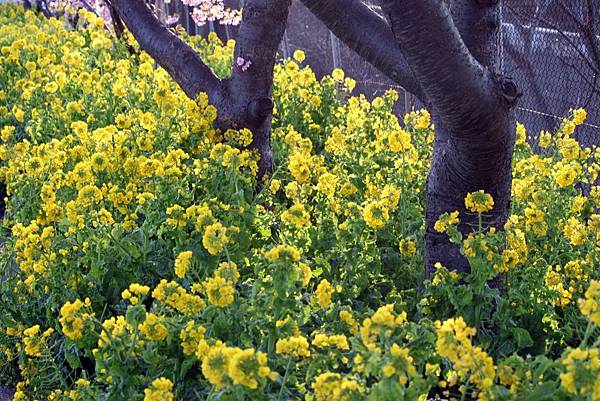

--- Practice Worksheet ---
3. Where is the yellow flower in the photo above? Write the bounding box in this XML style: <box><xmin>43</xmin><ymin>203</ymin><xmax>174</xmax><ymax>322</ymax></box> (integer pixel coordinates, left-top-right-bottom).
<box><xmin>560</xmin><ymin>347</ymin><xmax>600</xmax><ymax>399</ymax></box>
<box><xmin>399</xmin><ymin>238</ymin><xmax>416</xmax><ymax>257</ymax></box>
<box><xmin>201</xmin><ymin>341</ymin><xmax>232</xmax><ymax>389</ymax></box>
<box><xmin>316</xmin><ymin>172</ymin><xmax>338</xmax><ymax>197</ymax></box>
<box><xmin>276</xmin><ymin>335</ymin><xmax>311</xmax><ymax>357</ymax></box>
<box><xmin>312</xmin><ymin>372</ymin><xmax>362</xmax><ymax>401</ymax></box>
<box><xmin>281</xmin><ymin>203</ymin><xmax>310</xmax><ymax>227</ymax></box>
<box><xmin>12</xmin><ymin>106</ymin><xmax>24</xmax><ymax>123</ymax></box>
<box><xmin>363</xmin><ymin>201</ymin><xmax>389</xmax><ymax>229</ymax></box>
<box><xmin>143</xmin><ymin>377</ymin><xmax>173</xmax><ymax>401</ymax></box>
<box><xmin>415</xmin><ymin>109</ymin><xmax>431</xmax><ymax>130</ymax></box>
<box><xmin>293</xmin><ymin>49</ymin><xmax>305</xmax><ymax>63</ymax></box>
<box><xmin>90</xmin><ymin>152</ymin><xmax>109</xmax><ymax>172</ymax></box>
<box><xmin>315</xmin><ymin>279</ymin><xmax>334</xmax><ymax>309</ymax></box>
<box><xmin>331</xmin><ymin>68</ymin><xmax>345</xmax><ymax>81</ymax></box>
<box><xmin>464</xmin><ymin>190</ymin><xmax>494</xmax><ymax>213</ymax></box>
<box><xmin>563</xmin><ymin>217</ymin><xmax>587</xmax><ymax>246</ymax></box>
<box><xmin>0</xmin><ymin>125</ymin><xmax>15</xmax><ymax>142</ymax></box>
<box><xmin>22</xmin><ymin>325</ymin><xmax>54</xmax><ymax>357</ymax></box>
<box><xmin>228</xmin><ymin>348</ymin><xmax>273</xmax><ymax>389</ymax></box>
<box><xmin>139</xmin><ymin>313</ymin><xmax>168</xmax><ymax>341</ymax></box>
<box><xmin>44</xmin><ymin>81</ymin><xmax>59</xmax><ymax>94</ymax></box>
<box><xmin>435</xmin><ymin>317</ymin><xmax>496</xmax><ymax>398</ymax></box>
<box><xmin>555</xmin><ymin>164</ymin><xmax>579</xmax><ymax>188</ymax></box>
<box><xmin>288</xmin><ymin>151</ymin><xmax>311</xmax><ymax>184</ymax></box>
<box><xmin>579</xmin><ymin>280</ymin><xmax>600</xmax><ymax>325</ymax></box>
<box><xmin>202</xmin><ymin>222</ymin><xmax>229</xmax><ymax>255</ymax></box>
<box><xmin>297</xmin><ymin>262</ymin><xmax>312</xmax><ymax>287</ymax></box>
<box><xmin>179</xmin><ymin>321</ymin><xmax>206</xmax><ymax>356</ymax></box>
<box><xmin>312</xmin><ymin>333</ymin><xmax>349</xmax><ymax>350</ymax></box>
<box><xmin>204</xmin><ymin>276</ymin><xmax>235</xmax><ymax>307</ymax></box>
<box><xmin>59</xmin><ymin>298</ymin><xmax>93</xmax><ymax>341</ymax></box>
<box><xmin>434</xmin><ymin>211</ymin><xmax>460</xmax><ymax>233</ymax></box>
<box><xmin>516</xmin><ymin>122</ymin><xmax>527</xmax><ymax>145</ymax></box>
<box><xmin>269</xmin><ymin>179</ymin><xmax>281</xmax><ymax>193</ymax></box>
<box><xmin>71</xmin><ymin>121</ymin><xmax>88</xmax><ymax>138</ymax></box>
<box><xmin>572</xmin><ymin>108</ymin><xmax>587</xmax><ymax>125</ymax></box>
<box><xmin>339</xmin><ymin>310</ymin><xmax>359</xmax><ymax>334</ymax></box>
<box><xmin>539</xmin><ymin>130</ymin><xmax>552</xmax><ymax>148</ymax></box>
<box><xmin>174</xmin><ymin>250</ymin><xmax>193</xmax><ymax>278</ymax></box>
<box><xmin>265</xmin><ymin>244</ymin><xmax>301</xmax><ymax>262</ymax></box>
<box><xmin>215</xmin><ymin>261</ymin><xmax>240</xmax><ymax>284</ymax></box>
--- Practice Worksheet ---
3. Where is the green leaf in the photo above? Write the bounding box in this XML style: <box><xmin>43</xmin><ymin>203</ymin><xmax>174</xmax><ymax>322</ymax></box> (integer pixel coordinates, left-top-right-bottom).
<box><xmin>521</xmin><ymin>381</ymin><xmax>559</xmax><ymax>401</ymax></box>
<box><xmin>510</xmin><ymin>327</ymin><xmax>534</xmax><ymax>349</ymax></box>
<box><xmin>64</xmin><ymin>344</ymin><xmax>81</xmax><ymax>369</ymax></box>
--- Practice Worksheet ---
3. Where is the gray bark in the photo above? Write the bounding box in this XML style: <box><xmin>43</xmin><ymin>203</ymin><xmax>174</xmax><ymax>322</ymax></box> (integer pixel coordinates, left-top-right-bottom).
<box><xmin>379</xmin><ymin>0</ymin><xmax>518</xmax><ymax>275</ymax></box>
<box><xmin>112</xmin><ymin>0</ymin><xmax>292</xmax><ymax>177</ymax></box>
<box><xmin>113</xmin><ymin>0</ymin><xmax>521</xmax><ymax>276</ymax></box>
<box><xmin>299</xmin><ymin>0</ymin><xmax>425</xmax><ymax>100</ymax></box>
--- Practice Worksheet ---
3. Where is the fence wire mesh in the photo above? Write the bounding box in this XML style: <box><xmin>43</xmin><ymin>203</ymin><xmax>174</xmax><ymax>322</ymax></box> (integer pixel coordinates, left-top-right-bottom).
<box><xmin>156</xmin><ymin>0</ymin><xmax>600</xmax><ymax>145</ymax></box>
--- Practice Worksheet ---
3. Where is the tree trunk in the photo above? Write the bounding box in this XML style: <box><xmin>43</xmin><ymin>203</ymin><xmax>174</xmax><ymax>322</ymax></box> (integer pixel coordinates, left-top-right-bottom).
<box><xmin>380</xmin><ymin>0</ymin><xmax>519</xmax><ymax>275</ymax></box>
<box><xmin>300</xmin><ymin>0</ymin><xmax>519</xmax><ymax>275</ymax></box>
<box><xmin>112</xmin><ymin>0</ymin><xmax>292</xmax><ymax>178</ymax></box>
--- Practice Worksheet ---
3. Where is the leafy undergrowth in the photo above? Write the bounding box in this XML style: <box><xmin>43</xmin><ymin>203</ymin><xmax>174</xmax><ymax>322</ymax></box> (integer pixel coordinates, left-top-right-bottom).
<box><xmin>0</xmin><ymin>5</ymin><xmax>598</xmax><ymax>401</ymax></box>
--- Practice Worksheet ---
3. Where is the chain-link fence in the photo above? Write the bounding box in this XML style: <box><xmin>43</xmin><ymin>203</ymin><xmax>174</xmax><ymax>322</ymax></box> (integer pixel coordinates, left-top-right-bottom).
<box><xmin>500</xmin><ymin>0</ymin><xmax>600</xmax><ymax>147</ymax></box>
<box><xmin>155</xmin><ymin>0</ymin><xmax>600</xmax><ymax>144</ymax></box>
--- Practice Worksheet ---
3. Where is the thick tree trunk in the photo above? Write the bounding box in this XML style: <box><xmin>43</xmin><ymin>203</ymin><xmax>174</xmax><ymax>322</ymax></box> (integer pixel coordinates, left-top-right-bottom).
<box><xmin>301</xmin><ymin>0</ymin><xmax>520</xmax><ymax>275</ymax></box>
<box><xmin>380</xmin><ymin>0</ymin><xmax>519</xmax><ymax>275</ymax></box>
<box><xmin>223</xmin><ymin>0</ymin><xmax>292</xmax><ymax>177</ymax></box>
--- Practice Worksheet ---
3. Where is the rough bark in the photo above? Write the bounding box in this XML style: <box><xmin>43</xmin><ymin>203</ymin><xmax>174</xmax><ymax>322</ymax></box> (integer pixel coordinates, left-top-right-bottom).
<box><xmin>299</xmin><ymin>0</ymin><xmax>425</xmax><ymax>101</ymax></box>
<box><xmin>223</xmin><ymin>0</ymin><xmax>293</xmax><ymax>176</ymax></box>
<box><xmin>112</xmin><ymin>0</ymin><xmax>292</xmax><ymax>177</ymax></box>
<box><xmin>91</xmin><ymin>0</ymin><xmax>519</xmax><ymax>276</ymax></box>
<box><xmin>112</xmin><ymin>0</ymin><xmax>223</xmax><ymax>101</ymax></box>
<box><xmin>379</xmin><ymin>0</ymin><xmax>518</xmax><ymax>275</ymax></box>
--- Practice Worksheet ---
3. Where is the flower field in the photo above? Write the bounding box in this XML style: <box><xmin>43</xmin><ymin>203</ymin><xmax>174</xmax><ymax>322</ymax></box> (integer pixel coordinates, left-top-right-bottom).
<box><xmin>0</xmin><ymin>5</ymin><xmax>599</xmax><ymax>401</ymax></box>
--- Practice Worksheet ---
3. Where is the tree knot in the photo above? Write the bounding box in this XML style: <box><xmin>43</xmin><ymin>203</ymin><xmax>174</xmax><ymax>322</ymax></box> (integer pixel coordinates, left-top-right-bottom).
<box><xmin>499</xmin><ymin>76</ymin><xmax>522</xmax><ymax>108</ymax></box>
<box><xmin>247</xmin><ymin>97</ymin><xmax>274</xmax><ymax>127</ymax></box>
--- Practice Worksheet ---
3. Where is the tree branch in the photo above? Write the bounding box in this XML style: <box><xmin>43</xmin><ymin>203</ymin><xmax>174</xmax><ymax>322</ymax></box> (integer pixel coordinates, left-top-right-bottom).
<box><xmin>507</xmin><ymin>2</ymin><xmax>598</xmax><ymax>75</ymax></box>
<box><xmin>112</xmin><ymin>0</ymin><xmax>223</xmax><ymax>102</ymax></box>
<box><xmin>300</xmin><ymin>0</ymin><xmax>425</xmax><ymax>101</ymax></box>
<box><xmin>380</xmin><ymin>0</ymin><xmax>505</xmax><ymax>137</ymax></box>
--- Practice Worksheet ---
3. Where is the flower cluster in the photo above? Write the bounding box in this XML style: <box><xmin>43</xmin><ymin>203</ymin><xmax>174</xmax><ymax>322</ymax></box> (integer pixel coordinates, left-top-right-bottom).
<box><xmin>0</xmin><ymin>5</ymin><xmax>598</xmax><ymax>401</ymax></box>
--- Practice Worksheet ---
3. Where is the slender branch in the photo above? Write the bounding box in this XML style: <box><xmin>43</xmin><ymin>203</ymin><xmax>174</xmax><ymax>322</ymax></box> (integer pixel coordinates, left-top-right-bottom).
<box><xmin>556</xmin><ymin>0</ymin><xmax>600</xmax><ymax>71</ymax></box>
<box><xmin>557</xmin><ymin>55</ymin><xmax>600</xmax><ymax>107</ymax></box>
<box><xmin>112</xmin><ymin>0</ymin><xmax>223</xmax><ymax>102</ymax></box>
<box><xmin>300</xmin><ymin>0</ymin><xmax>425</xmax><ymax>101</ymax></box>
<box><xmin>582</xmin><ymin>0</ymin><xmax>600</xmax><ymax>71</ymax></box>
<box><xmin>507</xmin><ymin>2</ymin><xmax>598</xmax><ymax>74</ymax></box>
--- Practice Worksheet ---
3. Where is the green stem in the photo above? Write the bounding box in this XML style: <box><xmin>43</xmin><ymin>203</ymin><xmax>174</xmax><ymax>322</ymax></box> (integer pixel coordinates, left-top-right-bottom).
<box><xmin>277</xmin><ymin>358</ymin><xmax>293</xmax><ymax>401</ymax></box>
<box><xmin>581</xmin><ymin>320</ymin><xmax>594</xmax><ymax>348</ymax></box>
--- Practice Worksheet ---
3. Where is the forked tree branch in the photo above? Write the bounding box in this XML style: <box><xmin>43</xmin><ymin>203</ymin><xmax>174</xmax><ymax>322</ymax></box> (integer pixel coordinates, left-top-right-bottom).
<box><xmin>112</xmin><ymin>0</ymin><xmax>223</xmax><ymax>102</ymax></box>
<box><xmin>300</xmin><ymin>0</ymin><xmax>425</xmax><ymax>101</ymax></box>
<box><xmin>380</xmin><ymin>0</ymin><xmax>505</xmax><ymax>137</ymax></box>
<box><xmin>111</xmin><ymin>0</ymin><xmax>292</xmax><ymax>177</ymax></box>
